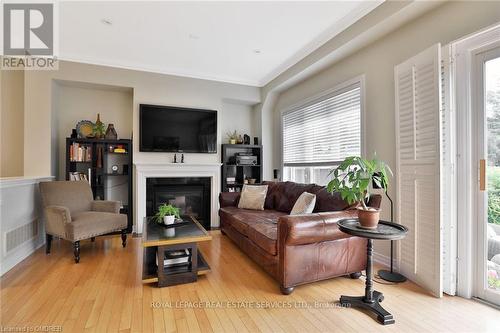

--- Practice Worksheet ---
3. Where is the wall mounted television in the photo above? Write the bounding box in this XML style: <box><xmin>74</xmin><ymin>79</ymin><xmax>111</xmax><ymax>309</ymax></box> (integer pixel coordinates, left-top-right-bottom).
<box><xmin>139</xmin><ymin>104</ymin><xmax>217</xmax><ymax>153</ymax></box>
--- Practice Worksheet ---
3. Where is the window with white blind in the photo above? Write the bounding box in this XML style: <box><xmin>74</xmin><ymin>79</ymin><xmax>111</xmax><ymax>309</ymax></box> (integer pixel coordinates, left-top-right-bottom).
<box><xmin>282</xmin><ymin>79</ymin><xmax>363</xmax><ymax>185</ymax></box>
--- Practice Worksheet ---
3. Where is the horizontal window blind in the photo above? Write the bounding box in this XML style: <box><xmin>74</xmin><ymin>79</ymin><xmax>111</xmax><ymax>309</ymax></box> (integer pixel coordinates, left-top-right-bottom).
<box><xmin>283</xmin><ymin>82</ymin><xmax>361</xmax><ymax>166</ymax></box>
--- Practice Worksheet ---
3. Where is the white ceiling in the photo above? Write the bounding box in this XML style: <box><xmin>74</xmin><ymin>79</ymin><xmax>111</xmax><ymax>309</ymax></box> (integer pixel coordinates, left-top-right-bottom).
<box><xmin>59</xmin><ymin>1</ymin><xmax>382</xmax><ymax>87</ymax></box>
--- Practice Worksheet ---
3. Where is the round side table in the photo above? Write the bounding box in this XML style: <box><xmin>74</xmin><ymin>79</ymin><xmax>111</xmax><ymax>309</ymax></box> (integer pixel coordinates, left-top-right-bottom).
<box><xmin>337</xmin><ymin>218</ymin><xmax>408</xmax><ymax>325</ymax></box>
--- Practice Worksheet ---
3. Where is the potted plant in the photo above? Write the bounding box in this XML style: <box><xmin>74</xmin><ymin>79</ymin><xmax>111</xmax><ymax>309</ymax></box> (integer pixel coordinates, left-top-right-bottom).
<box><xmin>154</xmin><ymin>204</ymin><xmax>181</xmax><ymax>225</ymax></box>
<box><xmin>226</xmin><ymin>130</ymin><xmax>238</xmax><ymax>144</ymax></box>
<box><xmin>327</xmin><ymin>156</ymin><xmax>392</xmax><ymax>229</ymax></box>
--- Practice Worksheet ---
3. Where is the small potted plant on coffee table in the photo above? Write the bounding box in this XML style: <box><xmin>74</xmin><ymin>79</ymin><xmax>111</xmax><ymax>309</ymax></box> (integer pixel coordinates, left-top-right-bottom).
<box><xmin>154</xmin><ymin>204</ymin><xmax>181</xmax><ymax>225</ymax></box>
<box><xmin>327</xmin><ymin>156</ymin><xmax>392</xmax><ymax>229</ymax></box>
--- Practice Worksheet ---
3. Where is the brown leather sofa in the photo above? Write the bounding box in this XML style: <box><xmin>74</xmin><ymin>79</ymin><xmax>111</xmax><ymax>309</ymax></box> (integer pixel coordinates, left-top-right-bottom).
<box><xmin>219</xmin><ymin>181</ymin><xmax>381</xmax><ymax>294</ymax></box>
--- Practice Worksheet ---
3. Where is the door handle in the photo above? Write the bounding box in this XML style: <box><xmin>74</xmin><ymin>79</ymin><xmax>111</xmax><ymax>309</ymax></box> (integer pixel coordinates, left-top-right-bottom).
<box><xmin>479</xmin><ymin>159</ymin><xmax>486</xmax><ymax>191</ymax></box>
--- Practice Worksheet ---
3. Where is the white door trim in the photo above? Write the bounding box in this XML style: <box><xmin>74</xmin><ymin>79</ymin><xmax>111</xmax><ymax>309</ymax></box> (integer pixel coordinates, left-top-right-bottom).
<box><xmin>454</xmin><ymin>24</ymin><xmax>500</xmax><ymax>299</ymax></box>
<box><xmin>472</xmin><ymin>45</ymin><xmax>500</xmax><ymax>306</ymax></box>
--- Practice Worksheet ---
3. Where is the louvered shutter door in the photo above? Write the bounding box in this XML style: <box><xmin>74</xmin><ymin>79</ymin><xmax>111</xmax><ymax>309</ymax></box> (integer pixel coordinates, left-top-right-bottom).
<box><xmin>395</xmin><ymin>44</ymin><xmax>443</xmax><ymax>297</ymax></box>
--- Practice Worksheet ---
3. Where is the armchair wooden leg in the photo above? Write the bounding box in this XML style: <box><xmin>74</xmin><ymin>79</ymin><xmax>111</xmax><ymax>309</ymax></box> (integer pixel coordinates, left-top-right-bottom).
<box><xmin>74</xmin><ymin>241</ymin><xmax>80</xmax><ymax>263</ymax></box>
<box><xmin>46</xmin><ymin>234</ymin><xmax>52</xmax><ymax>254</ymax></box>
<box><xmin>121</xmin><ymin>229</ymin><xmax>127</xmax><ymax>248</ymax></box>
<box><xmin>91</xmin><ymin>237</ymin><xmax>95</xmax><ymax>242</ymax></box>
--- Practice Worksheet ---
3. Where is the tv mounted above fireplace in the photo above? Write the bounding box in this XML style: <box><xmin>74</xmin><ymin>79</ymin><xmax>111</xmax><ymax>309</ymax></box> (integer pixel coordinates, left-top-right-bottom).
<box><xmin>139</xmin><ymin>104</ymin><xmax>217</xmax><ymax>153</ymax></box>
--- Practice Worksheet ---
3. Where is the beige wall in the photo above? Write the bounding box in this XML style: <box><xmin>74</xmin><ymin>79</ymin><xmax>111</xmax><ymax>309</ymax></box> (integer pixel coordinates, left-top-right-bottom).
<box><xmin>22</xmin><ymin>60</ymin><xmax>261</xmax><ymax>177</ymax></box>
<box><xmin>0</xmin><ymin>69</ymin><xmax>24</xmax><ymax>177</ymax></box>
<box><xmin>220</xmin><ymin>101</ymin><xmax>256</xmax><ymax>142</ymax></box>
<box><xmin>53</xmin><ymin>81</ymin><xmax>134</xmax><ymax>180</ymax></box>
<box><xmin>270</xmin><ymin>1</ymin><xmax>500</xmax><ymax>257</ymax></box>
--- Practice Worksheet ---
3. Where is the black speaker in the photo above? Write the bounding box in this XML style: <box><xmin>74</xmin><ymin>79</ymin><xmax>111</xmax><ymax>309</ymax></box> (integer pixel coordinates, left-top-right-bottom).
<box><xmin>273</xmin><ymin>169</ymin><xmax>280</xmax><ymax>181</ymax></box>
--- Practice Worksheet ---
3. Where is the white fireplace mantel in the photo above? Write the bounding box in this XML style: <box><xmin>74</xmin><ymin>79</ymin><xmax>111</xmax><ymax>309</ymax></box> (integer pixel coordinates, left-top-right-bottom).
<box><xmin>134</xmin><ymin>163</ymin><xmax>221</xmax><ymax>233</ymax></box>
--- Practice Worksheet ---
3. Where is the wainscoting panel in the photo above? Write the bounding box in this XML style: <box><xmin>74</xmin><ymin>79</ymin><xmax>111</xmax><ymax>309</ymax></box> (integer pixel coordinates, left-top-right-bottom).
<box><xmin>0</xmin><ymin>177</ymin><xmax>54</xmax><ymax>275</ymax></box>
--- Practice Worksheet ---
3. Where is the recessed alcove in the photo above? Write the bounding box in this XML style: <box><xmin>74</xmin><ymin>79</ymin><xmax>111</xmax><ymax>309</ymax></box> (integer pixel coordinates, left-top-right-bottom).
<box><xmin>51</xmin><ymin>80</ymin><xmax>134</xmax><ymax>181</ymax></box>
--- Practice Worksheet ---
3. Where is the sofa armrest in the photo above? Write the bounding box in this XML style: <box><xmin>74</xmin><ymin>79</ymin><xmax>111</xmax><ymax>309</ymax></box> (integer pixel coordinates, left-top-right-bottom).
<box><xmin>278</xmin><ymin>210</ymin><xmax>358</xmax><ymax>246</ymax></box>
<box><xmin>91</xmin><ymin>200</ymin><xmax>121</xmax><ymax>213</ymax></box>
<box><xmin>45</xmin><ymin>205</ymin><xmax>72</xmax><ymax>237</ymax></box>
<box><xmin>219</xmin><ymin>192</ymin><xmax>240</xmax><ymax>207</ymax></box>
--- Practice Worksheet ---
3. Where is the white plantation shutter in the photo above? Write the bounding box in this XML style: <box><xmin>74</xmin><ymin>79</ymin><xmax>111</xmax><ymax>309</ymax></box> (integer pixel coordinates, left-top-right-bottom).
<box><xmin>283</xmin><ymin>83</ymin><xmax>361</xmax><ymax>166</ymax></box>
<box><xmin>395</xmin><ymin>44</ymin><xmax>443</xmax><ymax>297</ymax></box>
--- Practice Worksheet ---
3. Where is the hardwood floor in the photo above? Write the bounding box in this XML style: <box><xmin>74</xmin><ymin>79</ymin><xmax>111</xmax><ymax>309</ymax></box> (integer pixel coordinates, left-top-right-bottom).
<box><xmin>1</xmin><ymin>231</ymin><xmax>499</xmax><ymax>332</ymax></box>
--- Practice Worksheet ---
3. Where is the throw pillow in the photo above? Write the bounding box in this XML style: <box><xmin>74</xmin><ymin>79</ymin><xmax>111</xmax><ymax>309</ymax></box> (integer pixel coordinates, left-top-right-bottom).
<box><xmin>238</xmin><ymin>185</ymin><xmax>268</xmax><ymax>210</ymax></box>
<box><xmin>290</xmin><ymin>192</ymin><xmax>316</xmax><ymax>215</ymax></box>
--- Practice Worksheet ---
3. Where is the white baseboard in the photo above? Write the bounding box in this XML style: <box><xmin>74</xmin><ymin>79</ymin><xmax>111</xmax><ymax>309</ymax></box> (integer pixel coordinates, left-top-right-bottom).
<box><xmin>373</xmin><ymin>251</ymin><xmax>393</xmax><ymax>268</ymax></box>
<box><xmin>1</xmin><ymin>237</ymin><xmax>45</xmax><ymax>276</ymax></box>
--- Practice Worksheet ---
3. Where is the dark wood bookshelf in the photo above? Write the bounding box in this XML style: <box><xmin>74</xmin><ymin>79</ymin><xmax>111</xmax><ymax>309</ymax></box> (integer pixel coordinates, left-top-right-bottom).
<box><xmin>221</xmin><ymin>144</ymin><xmax>263</xmax><ymax>192</ymax></box>
<box><xmin>65</xmin><ymin>137</ymin><xmax>133</xmax><ymax>232</ymax></box>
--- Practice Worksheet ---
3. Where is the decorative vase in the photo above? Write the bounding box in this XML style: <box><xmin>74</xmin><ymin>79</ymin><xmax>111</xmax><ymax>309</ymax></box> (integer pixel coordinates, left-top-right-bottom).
<box><xmin>105</xmin><ymin>123</ymin><xmax>118</xmax><ymax>140</ymax></box>
<box><xmin>95</xmin><ymin>113</ymin><xmax>104</xmax><ymax>139</ymax></box>
<box><xmin>237</xmin><ymin>135</ymin><xmax>244</xmax><ymax>144</ymax></box>
<box><xmin>357</xmin><ymin>207</ymin><xmax>381</xmax><ymax>229</ymax></box>
<box><xmin>230</xmin><ymin>139</ymin><xmax>237</xmax><ymax>144</ymax></box>
<box><xmin>163</xmin><ymin>215</ymin><xmax>175</xmax><ymax>225</ymax></box>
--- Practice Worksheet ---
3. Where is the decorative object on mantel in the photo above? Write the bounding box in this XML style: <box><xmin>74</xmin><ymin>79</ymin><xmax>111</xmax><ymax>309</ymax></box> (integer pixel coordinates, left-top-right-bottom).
<box><xmin>181</xmin><ymin>153</ymin><xmax>185</xmax><ymax>163</ymax></box>
<box><xmin>226</xmin><ymin>130</ymin><xmax>238</xmax><ymax>144</ymax></box>
<box><xmin>173</xmin><ymin>154</ymin><xmax>178</xmax><ymax>163</ymax></box>
<box><xmin>253</xmin><ymin>137</ymin><xmax>259</xmax><ymax>145</ymax></box>
<box><xmin>327</xmin><ymin>155</ymin><xmax>392</xmax><ymax>229</ymax></box>
<box><xmin>237</xmin><ymin>134</ymin><xmax>244</xmax><ymax>144</ymax></box>
<box><xmin>93</xmin><ymin>113</ymin><xmax>106</xmax><ymax>139</ymax></box>
<box><xmin>154</xmin><ymin>203</ymin><xmax>181</xmax><ymax>225</ymax></box>
<box><xmin>76</xmin><ymin>120</ymin><xmax>94</xmax><ymax>138</ymax></box>
<box><xmin>105</xmin><ymin>123</ymin><xmax>118</xmax><ymax>140</ymax></box>
<box><xmin>243</xmin><ymin>134</ymin><xmax>250</xmax><ymax>145</ymax></box>
<box><xmin>70</xmin><ymin>129</ymin><xmax>77</xmax><ymax>138</ymax></box>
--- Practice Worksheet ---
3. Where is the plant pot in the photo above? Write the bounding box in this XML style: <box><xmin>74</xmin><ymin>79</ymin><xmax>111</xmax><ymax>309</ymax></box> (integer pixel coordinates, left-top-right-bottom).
<box><xmin>230</xmin><ymin>139</ymin><xmax>237</xmax><ymax>144</ymax></box>
<box><xmin>163</xmin><ymin>215</ymin><xmax>175</xmax><ymax>225</ymax></box>
<box><xmin>357</xmin><ymin>207</ymin><xmax>380</xmax><ymax>229</ymax></box>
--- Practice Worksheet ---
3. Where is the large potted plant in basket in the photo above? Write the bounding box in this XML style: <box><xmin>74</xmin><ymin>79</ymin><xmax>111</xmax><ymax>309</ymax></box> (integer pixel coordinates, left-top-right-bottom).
<box><xmin>154</xmin><ymin>204</ymin><xmax>181</xmax><ymax>225</ymax></box>
<box><xmin>327</xmin><ymin>156</ymin><xmax>392</xmax><ymax>229</ymax></box>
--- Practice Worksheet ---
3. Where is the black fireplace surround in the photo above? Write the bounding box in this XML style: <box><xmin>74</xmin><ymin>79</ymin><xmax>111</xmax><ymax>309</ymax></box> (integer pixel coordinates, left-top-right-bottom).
<box><xmin>146</xmin><ymin>177</ymin><xmax>211</xmax><ymax>230</ymax></box>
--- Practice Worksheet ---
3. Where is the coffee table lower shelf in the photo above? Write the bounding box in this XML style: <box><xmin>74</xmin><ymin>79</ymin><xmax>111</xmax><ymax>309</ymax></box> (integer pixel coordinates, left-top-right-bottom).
<box><xmin>142</xmin><ymin>248</ymin><xmax>210</xmax><ymax>285</ymax></box>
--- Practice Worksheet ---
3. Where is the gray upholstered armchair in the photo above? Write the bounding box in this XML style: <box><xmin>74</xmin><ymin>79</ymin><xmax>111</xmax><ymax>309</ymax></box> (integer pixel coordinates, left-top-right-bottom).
<box><xmin>39</xmin><ymin>181</ymin><xmax>128</xmax><ymax>263</ymax></box>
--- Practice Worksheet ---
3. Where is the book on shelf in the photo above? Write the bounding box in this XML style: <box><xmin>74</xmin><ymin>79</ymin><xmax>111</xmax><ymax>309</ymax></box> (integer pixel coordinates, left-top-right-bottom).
<box><xmin>155</xmin><ymin>249</ymin><xmax>191</xmax><ymax>267</ymax></box>
<box><xmin>69</xmin><ymin>143</ymin><xmax>92</xmax><ymax>162</ymax></box>
<box><xmin>69</xmin><ymin>171</ymin><xmax>89</xmax><ymax>183</ymax></box>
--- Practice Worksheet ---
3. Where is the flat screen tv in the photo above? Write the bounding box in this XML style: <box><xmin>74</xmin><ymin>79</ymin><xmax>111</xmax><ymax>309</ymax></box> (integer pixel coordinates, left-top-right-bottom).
<box><xmin>139</xmin><ymin>104</ymin><xmax>217</xmax><ymax>153</ymax></box>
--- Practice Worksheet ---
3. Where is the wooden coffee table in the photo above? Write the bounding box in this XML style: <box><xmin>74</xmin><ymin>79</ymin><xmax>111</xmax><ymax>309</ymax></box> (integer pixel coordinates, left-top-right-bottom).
<box><xmin>142</xmin><ymin>215</ymin><xmax>212</xmax><ymax>287</ymax></box>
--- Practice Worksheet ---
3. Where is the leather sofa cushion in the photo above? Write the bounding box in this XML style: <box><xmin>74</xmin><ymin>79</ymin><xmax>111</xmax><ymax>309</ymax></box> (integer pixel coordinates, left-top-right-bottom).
<box><xmin>67</xmin><ymin>211</ymin><xmax>127</xmax><ymax>241</ymax></box>
<box><xmin>219</xmin><ymin>207</ymin><xmax>286</xmax><ymax>255</ymax></box>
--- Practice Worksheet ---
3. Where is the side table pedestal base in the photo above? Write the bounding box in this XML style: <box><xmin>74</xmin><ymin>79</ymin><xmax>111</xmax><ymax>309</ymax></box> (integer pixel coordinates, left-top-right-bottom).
<box><xmin>340</xmin><ymin>291</ymin><xmax>395</xmax><ymax>325</ymax></box>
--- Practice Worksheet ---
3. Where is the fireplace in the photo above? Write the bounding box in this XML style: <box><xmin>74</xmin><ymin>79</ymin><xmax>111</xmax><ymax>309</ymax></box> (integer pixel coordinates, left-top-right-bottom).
<box><xmin>146</xmin><ymin>177</ymin><xmax>211</xmax><ymax>230</ymax></box>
